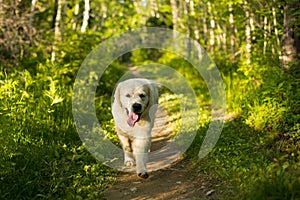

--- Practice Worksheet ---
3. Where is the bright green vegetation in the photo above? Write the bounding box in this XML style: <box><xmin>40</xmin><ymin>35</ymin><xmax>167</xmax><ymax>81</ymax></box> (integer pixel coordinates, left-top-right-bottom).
<box><xmin>187</xmin><ymin>62</ymin><xmax>300</xmax><ymax>199</ymax></box>
<box><xmin>1</xmin><ymin>0</ymin><xmax>300</xmax><ymax>199</ymax></box>
<box><xmin>2</xmin><ymin>49</ymin><xmax>298</xmax><ymax>199</ymax></box>
<box><xmin>0</xmin><ymin>63</ymin><xmax>116</xmax><ymax>199</ymax></box>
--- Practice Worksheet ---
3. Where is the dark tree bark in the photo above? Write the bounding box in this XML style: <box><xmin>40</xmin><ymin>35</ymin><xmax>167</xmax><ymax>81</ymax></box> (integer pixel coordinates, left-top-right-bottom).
<box><xmin>282</xmin><ymin>0</ymin><xmax>300</xmax><ymax>71</ymax></box>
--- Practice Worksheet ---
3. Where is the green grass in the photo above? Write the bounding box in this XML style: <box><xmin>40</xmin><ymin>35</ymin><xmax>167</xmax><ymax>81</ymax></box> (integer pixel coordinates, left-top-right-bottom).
<box><xmin>1</xmin><ymin>50</ymin><xmax>299</xmax><ymax>199</ymax></box>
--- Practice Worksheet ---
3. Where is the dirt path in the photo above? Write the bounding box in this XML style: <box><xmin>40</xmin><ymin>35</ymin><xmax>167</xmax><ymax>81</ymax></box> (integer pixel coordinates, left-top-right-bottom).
<box><xmin>103</xmin><ymin>159</ymin><xmax>224</xmax><ymax>200</ymax></box>
<box><xmin>103</xmin><ymin>105</ymin><xmax>223</xmax><ymax>199</ymax></box>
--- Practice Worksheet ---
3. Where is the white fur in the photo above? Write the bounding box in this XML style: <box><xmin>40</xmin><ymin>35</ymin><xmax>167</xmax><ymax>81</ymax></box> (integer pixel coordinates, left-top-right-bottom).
<box><xmin>112</xmin><ymin>78</ymin><xmax>158</xmax><ymax>178</ymax></box>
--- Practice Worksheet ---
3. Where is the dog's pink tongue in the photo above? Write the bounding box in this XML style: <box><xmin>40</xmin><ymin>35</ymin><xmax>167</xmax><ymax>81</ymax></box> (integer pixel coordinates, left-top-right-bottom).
<box><xmin>127</xmin><ymin>112</ymin><xmax>139</xmax><ymax>127</ymax></box>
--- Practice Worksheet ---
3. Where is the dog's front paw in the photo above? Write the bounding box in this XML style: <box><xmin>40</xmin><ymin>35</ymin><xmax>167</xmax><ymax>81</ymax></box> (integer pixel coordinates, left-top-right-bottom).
<box><xmin>138</xmin><ymin>172</ymin><xmax>149</xmax><ymax>179</ymax></box>
<box><xmin>124</xmin><ymin>159</ymin><xmax>135</xmax><ymax>167</ymax></box>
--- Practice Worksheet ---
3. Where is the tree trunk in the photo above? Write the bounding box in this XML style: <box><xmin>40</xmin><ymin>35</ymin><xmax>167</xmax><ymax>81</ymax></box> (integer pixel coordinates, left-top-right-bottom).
<box><xmin>190</xmin><ymin>0</ymin><xmax>200</xmax><ymax>41</ymax></box>
<box><xmin>244</xmin><ymin>0</ymin><xmax>251</xmax><ymax>65</ymax></box>
<box><xmin>133</xmin><ymin>0</ymin><xmax>147</xmax><ymax>24</ymax></box>
<box><xmin>184</xmin><ymin>0</ymin><xmax>191</xmax><ymax>38</ymax></box>
<box><xmin>208</xmin><ymin>2</ymin><xmax>215</xmax><ymax>53</ymax></box>
<box><xmin>263</xmin><ymin>16</ymin><xmax>268</xmax><ymax>55</ymax></box>
<box><xmin>30</xmin><ymin>0</ymin><xmax>38</xmax><ymax>27</ymax></box>
<box><xmin>101</xmin><ymin>1</ymin><xmax>107</xmax><ymax>28</ymax></box>
<box><xmin>0</xmin><ymin>0</ymin><xmax>4</xmax><ymax>29</ymax></box>
<box><xmin>217</xmin><ymin>23</ymin><xmax>226</xmax><ymax>52</ymax></box>
<box><xmin>61</xmin><ymin>0</ymin><xmax>68</xmax><ymax>37</ymax></box>
<box><xmin>81</xmin><ymin>0</ymin><xmax>90</xmax><ymax>33</ymax></box>
<box><xmin>282</xmin><ymin>0</ymin><xmax>300</xmax><ymax>70</ymax></box>
<box><xmin>72</xmin><ymin>1</ymin><xmax>79</xmax><ymax>30</ymax></box>
<box><xmin>51</xmin><ymin>0</ymin><xmax>63</xmax><ymax>62</ymax></box>
<box><xmin>202</xmin><ymin>1</ymin><xmax>208</xmax><ymax>46</ymax></box>
<box><xmin>229</xmin><ymin>3</ymin><xmax>235</xmax><ymax>60</ymax></box>
<box><xmin>150</xmin><ymin>0</ymin><xmax>159</xmax><ymax>17</ymax></box>
<box><xmin>170</xmin><ymin>0</ymin><xmax>178</xmax><ymax>38</ymax></box>
<box><xmin>184</xmin><ymin>0</ymin><xmax>191</xmax><ymax>56</ymax></box>
<box><xmin>272</xmin><ymin>0</ymin><xmax>281</xmax><ymax>56</ymax></box>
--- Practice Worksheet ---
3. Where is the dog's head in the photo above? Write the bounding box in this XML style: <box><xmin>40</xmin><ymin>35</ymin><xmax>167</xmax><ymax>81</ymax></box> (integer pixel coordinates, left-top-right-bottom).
<box><xmin>114</xmin><ymin>78</ymin><xmax>158</xmax><ymax>127</ymax></box>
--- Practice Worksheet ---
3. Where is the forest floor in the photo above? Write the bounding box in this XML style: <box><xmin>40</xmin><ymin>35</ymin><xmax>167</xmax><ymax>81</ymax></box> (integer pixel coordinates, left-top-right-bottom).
<box><xmin>103</xmin><ymin>104</ymin><xmax>227</xmax><ymax>200</ymax></box>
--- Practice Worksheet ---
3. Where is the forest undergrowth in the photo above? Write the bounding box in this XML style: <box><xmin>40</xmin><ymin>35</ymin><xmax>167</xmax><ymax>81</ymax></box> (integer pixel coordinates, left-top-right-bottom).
<box><xmin>1</xmin><ymin>49</ymin><xmax>299</xmax><ymax>199</ymax></box>
<box><xmin>1</xmin><ymin>0</ymin><xmax>300</xmax><ymax>199</ymax></box>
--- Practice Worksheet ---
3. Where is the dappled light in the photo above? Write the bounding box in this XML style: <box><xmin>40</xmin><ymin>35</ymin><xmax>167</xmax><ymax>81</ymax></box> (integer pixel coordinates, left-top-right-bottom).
<box><xmin>1</xmin><ymin>0</ymin><xmax>299</xmax><ymax>199</ymax></box>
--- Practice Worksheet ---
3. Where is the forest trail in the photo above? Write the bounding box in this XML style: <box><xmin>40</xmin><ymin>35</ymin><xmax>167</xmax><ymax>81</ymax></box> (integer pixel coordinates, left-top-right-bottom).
<box><xmin>103</xmin><ymin>105</ymin><xmax>223</xmax><ymax>200</ymax></box>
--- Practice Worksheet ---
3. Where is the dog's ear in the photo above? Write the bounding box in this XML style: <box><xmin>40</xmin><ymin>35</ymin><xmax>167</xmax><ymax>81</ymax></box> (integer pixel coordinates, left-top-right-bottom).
<box><xmin>113</xmin><ymin>83</ymin><xmax>123</xmax><ymax>108</ymax></box>
<box><xmin>145</xmin><ymin>81</ymin><xmax>159</xmax><ymax>124</ymax></box>
<box><xmin>147</xmin><ymin>81</ymin><xmax>159</xmax><ymax>107</ymax></box>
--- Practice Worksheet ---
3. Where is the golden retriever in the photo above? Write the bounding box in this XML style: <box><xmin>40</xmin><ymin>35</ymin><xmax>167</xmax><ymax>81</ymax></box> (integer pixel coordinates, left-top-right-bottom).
<box><xmin>112</xmin><ymin>78</ymin><xmax>158</xmax><ymax>178</ymax></box>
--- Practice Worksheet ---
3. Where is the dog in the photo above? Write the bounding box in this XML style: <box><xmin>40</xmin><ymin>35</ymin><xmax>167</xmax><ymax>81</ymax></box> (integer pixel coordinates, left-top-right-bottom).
<box><xmin>112</xmin><ymin>78</ymin><xmax>158</xmax><ymax>179</ymax></box>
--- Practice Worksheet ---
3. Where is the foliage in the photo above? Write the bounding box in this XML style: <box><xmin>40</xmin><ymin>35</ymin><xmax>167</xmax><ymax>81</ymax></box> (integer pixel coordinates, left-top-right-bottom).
<box><xmin>187</xmin><ymin>117</ymin><xmax>300</xmax><ymax>199</ymax></box>
<box><xmin>0</xmin><ymin>63</ymin><xmax>115</xmax><ymax>199</ymax></box>
<box><xmin>0</xmin><ymin>0</ymin><xmax>300</xmax><ymax>199</ymax></box>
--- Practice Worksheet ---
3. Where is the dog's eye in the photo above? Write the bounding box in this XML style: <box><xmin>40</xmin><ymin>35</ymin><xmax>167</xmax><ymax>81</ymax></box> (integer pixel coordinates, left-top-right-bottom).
<box><xmin>139</xmin><ymin>94</ymin><xmax>146</xmax><ymax>98</ymax></box>
<box><xmin>126</xmin><ymin>94</ymin><xmax>131</xmax><ymax>98</ymax></box>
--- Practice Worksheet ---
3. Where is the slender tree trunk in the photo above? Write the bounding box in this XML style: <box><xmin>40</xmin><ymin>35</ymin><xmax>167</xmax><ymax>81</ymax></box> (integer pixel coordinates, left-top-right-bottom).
<box><xmin>184</xmin><ymin>0</ymin><xmax>191</xmax><ymax>38</ymax></box>
<box><xmin>215</xmin><ymin>23</ymin><xmax>222</xmax><ymax>50</ymax></box>
<box><xmin>229</xmin><ymin>3</ymin><xmax>235</xmax><ymax>60</ymax></box>
<box><xmin>133</xmin><ymin>0</ymin><xmax>141</xmax><ymax>14</ymax></box>
<box><xmin>133</xmin><ymin>0</ymin><xmax>147</xmax><ymax>24</ymax></box>
<box><xmin>195</xmin><ymin>0</ymin><xmax>201</xmax><ymax>42</ymax></box>
<box><xmin>30</xmin><ymin>0</ymin><xmax>37</xmax><ymax>27</ymax></box>
<box><xmin>223</xmin><ymin>25</ymin><xmax>227</xmax><ymax>52</ymax></box>
<box><xmin>150</xmin><ymin>0</ymin><xmax>159</xmax><ymax>17</ymax></box>
<box><xmin>170</xmin><ymin>0</ymin><xmax>178</xmax><ymax>39</ymax></box>
<box><xmin>202</xmin><ymin>1</ymin><xmax>208</xmax><ymax>46</ymax></box>
<box><xmin>217</xmin><ymin>23</ymin><xmax>226</xmax><ymax>52</ymax></box>
<box><xmin>184</xmin><ymin>0</ymin><xmax>191</xmax><ymax>56</ymax></box>
<box><xmin>268</xmin><ymin>18</ymin><xmax>274</xmax><ymax>55</ymax></box>
<box><xmin>208</xmin><ymin>2</ymin><xmax>215</xmax><ymax>53</ymax></box>
<box><xmin>272</xmin><ymin>1</ymin><xmax>280</xmax><ymax>56</ymax></box>
<box><xmin>263</xmin><ymin>16</ymin><xmax>268</xmax><ymax>55</ymax></box>
<box><xmin>51</xmin><ymin>0</ymin><xmax>63</xmax><ymax>62</ymax></box>
<box><xmin>0</xmin><ymin>2</ymin><xmax>2</xmax><ymax>29</ymax></box>
<box><xmin>101</xmin><ymin>1</ymin><xmax>107</xmax><ymax>28</ymax></box>
<box><xmin>72</xmin><ymin>1</ymin><xmax>79</xmax><ymax>30</ymax></box>
<box><xmin>61</xmin><ymin>0</ymin><xmax>67</xmax><ymax>37</ymax></box>
<box><xmin>28</xmin><ymin>0</ymin><xmax>38</xmax><ymax>46</ymax></box>
<box><xmin>81</xmin><ymin>0</ymin><xmax>90</xmax><ymax>33</ymax></box>
<box><xmin>0</xmin><ymin>0</ymin><xmax>2</xmax><ymax>15</ymax></box>
<box><xmin>250</xmin><ymin>15</ymin><xmax>255</xmax><ymax>41</ymax></box>
<box><xmin>189</xmin><ymin>0</ymin><xmax>199</xmax><ymax>41</ymax></box>
<box><xmin>244</xmin><ymin>0</ymin><xmax>251</xmax><ymax>65</ymax></box>
<box><xmin>0</xmin><ymin>0</ymin><xmax>2</xmax><ymax>16</ymax></box>
<box><xmin>282</xmin><ymin>0</ymin><xmax>300</xmax><ymax>70</ymax></box>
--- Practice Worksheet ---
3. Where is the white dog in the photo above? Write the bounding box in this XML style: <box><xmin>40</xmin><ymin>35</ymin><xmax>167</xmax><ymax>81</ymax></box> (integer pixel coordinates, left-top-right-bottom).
<box><xmin>112</xmin><ymin>78</ymin><xmax>158</xmax><ymax>178</ymax></box>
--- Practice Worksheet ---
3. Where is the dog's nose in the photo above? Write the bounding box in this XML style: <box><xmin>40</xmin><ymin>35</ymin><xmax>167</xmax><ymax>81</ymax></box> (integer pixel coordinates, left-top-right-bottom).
<box><xmin>132</xmin><ymin>103</ymin><xmax>142</xmax><ymax>113</ymax></box>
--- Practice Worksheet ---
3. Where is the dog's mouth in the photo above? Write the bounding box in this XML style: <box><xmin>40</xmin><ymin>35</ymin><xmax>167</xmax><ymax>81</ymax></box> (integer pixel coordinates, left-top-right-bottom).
<box><xmin>126</xmin><ymin>109</ymin><xmax>141</xmax><ymax>127</ymax></box>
